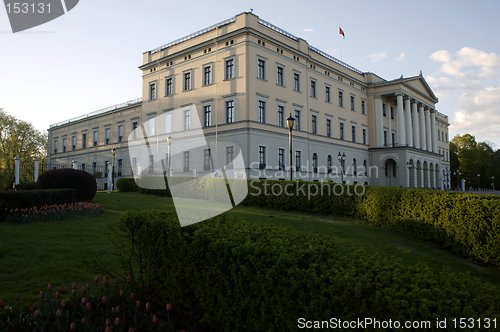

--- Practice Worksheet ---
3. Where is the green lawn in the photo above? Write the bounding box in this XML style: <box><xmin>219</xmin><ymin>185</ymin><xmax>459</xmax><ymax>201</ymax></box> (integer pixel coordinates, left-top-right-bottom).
<box><xmin>0</xmin><ymin>192</ymin><xmax>498</xmax><ymax>304</ymax></box>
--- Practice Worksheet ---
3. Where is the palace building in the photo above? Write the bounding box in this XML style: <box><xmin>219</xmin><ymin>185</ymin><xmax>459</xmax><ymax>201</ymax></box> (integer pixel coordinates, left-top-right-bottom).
<box><xmin>47</xmin><ymin>12</ymin><xmax>450</xmax><ymax>189</ymax></box>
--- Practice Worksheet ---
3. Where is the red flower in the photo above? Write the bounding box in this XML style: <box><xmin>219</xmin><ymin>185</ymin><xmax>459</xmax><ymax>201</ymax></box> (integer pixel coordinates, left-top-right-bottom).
<box><xmin>166</xmin><ymin>303</ymin><xmax>173</xmax><ymax>312</ymax></box>
<box><xmin>33</xmin><ymin>308</ymin><xmax>42</xmax><ymax>320</ymax></box>
<box><xmin>114</xmin><ymin>317</ymin><xmax>121</xmax><ymax>326</ymax></box>
<box><xmin>81</xmin><ymin>297</ymin><xmax>88</xmax><ymax>305</ymax></box>
<box><xmin>152</xmin><ymin>314</ymin><xmax>159</xmax><ymax>325</ymax></box>
<box><xmin>70</xmin><ymin>322</ymin><xmax>77</xmax><ymax>331</ymax></box>
<box><xmin>130</xmin><ymin>292</ymin><xmax>137</xmax><ymax>301</ymax></box>
<box><xmin>56</xmin><ymin>309</ymin><xmax>62</xmax><ymax>319</ymax></box>
<box><xmin>135</xmin><ymin>300</ymin><xmax>141</xmax><ymax>309</ymax></box>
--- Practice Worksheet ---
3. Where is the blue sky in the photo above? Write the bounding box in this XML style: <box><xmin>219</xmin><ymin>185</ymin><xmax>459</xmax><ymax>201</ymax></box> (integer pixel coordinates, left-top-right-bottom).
<box><xmin>1</xmin><ymin>0</ymin><xmax>499</xmax><ymax>147</ymax></box>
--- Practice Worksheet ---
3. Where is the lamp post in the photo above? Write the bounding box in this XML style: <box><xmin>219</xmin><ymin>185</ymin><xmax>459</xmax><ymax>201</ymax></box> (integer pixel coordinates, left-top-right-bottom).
<box><xmin>286</xmin><ymin>114</ymin><xmax>295</xmax><ymax>181</ymax></box>
<box><xmin>477</xmin><ymin>173</ymin><xmax>480</xmax><ymax>191</ymax></box>
<box><xmin>111</xmin><ymin>146</ymin><xmax>117</xmax><ymax>191</ymax></box>
<box><xmin>337</xmin><ymin>152</ymin><xmax>346</xmax><ymax>184</ymax></box>
<box><xmin>167</xmin><ymin>135</ymin><xmax>173</xmax><ymax>176</ymax></box>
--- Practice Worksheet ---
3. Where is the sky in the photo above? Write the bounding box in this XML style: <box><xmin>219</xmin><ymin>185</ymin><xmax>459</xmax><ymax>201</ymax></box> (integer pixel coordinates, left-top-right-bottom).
<box><xmin>1</xmin><ymin>0</ymin><xmax>499</xmax><ymax>147</ymax></box>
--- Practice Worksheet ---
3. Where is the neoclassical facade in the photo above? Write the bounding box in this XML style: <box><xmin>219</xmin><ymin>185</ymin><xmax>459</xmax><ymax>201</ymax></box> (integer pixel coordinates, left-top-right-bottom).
<box><xmin>47</xmin><ymin>12</ymin><xmax>450</xmax><ymax>189</ymax></box>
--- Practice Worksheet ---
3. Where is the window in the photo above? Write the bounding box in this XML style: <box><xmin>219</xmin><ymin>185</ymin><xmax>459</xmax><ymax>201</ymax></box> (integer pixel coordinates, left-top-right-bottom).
<box><xmin>203</xmin><ymin>105</ymin><xmax>212</xmax><ymax>127</ymax></box>
<box><xmin>294</xmin><ymin>110</ymin><xmax>301</xmax><ymax>131</ymax></box>
<box><xmin>226</xmin><ymin>100</ymin><xmax>235</xmax><ymax>123</ymax></box>
<box><xmin>312</xmin><ymin>153</ymin><xmax>318</xmax><ymax>173</ymax></box>
<box><xmin>183</xmin><ymin>151</ymin><xmax>190</xmax><ymax>172</ymax></box>
<box><xmin>203</xmin><ymin>149</ymin><xmax>212</xmax><ymax>171</ymax></box>
<box><xmin>118</xmin><ymin>125</ymin><xmax>124</xmax><ymax>143</ymax></box>
<box><xmin>278</xmin><ymin>148</ymin><xmax>285</xmax><ymax>171</ymax></box>
<box><xmin>391</xmin><ymin>133</ymin><xmax>395</xmax><ymax>146</ymax></box>
<box><xmin>117</xmin><ymin>159</ymin><xmax>123</xmax><ymax>177</ymax></box>
<box><xmin>226</xmin><ymin>146</ymin><xmax>234</xmax><ymax>168</ymax></box>
<box><xmin>62</xmin><ymin>137</ymin><xmax>67</xmax><ymax>152</ymax></box>
<box><xmin>340</xmin><ymin>123</ymin><xmax>344</xmax><ymax>140</ymax></box>
<box><xmin>383</xmin><ymin>103</ymin><xmax>387</xmax><ymax>117</ymax></box>
<box><xmin>277</xmin><ymin>105</ymin><xmax>284</xmax><ymax>127</ymax></box>
<box><xmin>390</xmin><ymin>107</ymin><xmax>394</xmax><ymax>119</ymax></box>
<box><xmin>71</xmin><ymin>135</ymin><xmax>76</xmax><ymax>151</ymax></box>
<box><xmin>258</xmin><ymin>100</ymin><xmax>266</xmax><ymax>123</ymax></box>
<box><xmin>257</xmin><ymin>59</ymin><xmax>266</xmax><ymax>80</ymax></box>
<box><xmin>295</xmin><ymin>151</ymin><xmax>301</xmax><ymax>171</ymax></box>
<box><xmin>293</xmin><ymin>72</ymin><xmax>300</xmax><ymax>91</ymax></box>
<box><xmin>338</xmin><ymin>91</ymin><xmax>344</xmax><ymax>107</ymax></box>
<box><xmin>438</xmin><ymin>130</ymin><xmax>441</xmax><ymax>141</ymax></box>
<box><xmin>105</xmin><ymin>128</ymin><xmax>111</xmax><ymax>144</ymax></box>
<box><xmin>82</xmin><ymin>133</ymin><xmax>87</xmax><ymax>149</ymax></box>
<box><xmin>384</xmin><ymin>130</ymin><xmax>387</xmax><ymax>145</ymax></box>
<box><xmin>184</xmin><ymin>109</ymin><xmax>191</xmax><ymax>130</ymax></box>
<box><xmin>203</xmin><ymin>65</ymin><xmax>212</xmax><ymax>85</ymax></box>
<box><xmin>326</xmin><ymin>119</ymin><xmax>332</xmax><ymax>137</ymax></box>
<box><xmin>351</xmin><ymin>125</ymin><xmax>356</xmax><ymax>143</ymax></box>
<box><xmin>310</xmin><ymin>80</ymin><xmax>316</xmax><ymax>98</ymax></box>
<box><xmin>93</xmin><ymin>130</ymin><xmax>98</xmax><ymax>146</ymax></box>
<box><xmin>225</xmin><ymin>58</ymin><xmax>234</xmax><ymax>79</ymax></box>
<box><xmin>258</xmin><ymin>146</ymin><xmax>266</xmax><ymax>169</ymax></box>
<box><xmin>165</xmin><ymin>77</ymin><xmax>173</xmax><ymax>96</ymax></box>
<box><xmin>81</xmin><ymin>163</ymin><xmax>85</xmax><ymax>172</ymax></box>
<box><xmin>362</xmin><ymin>128</ymin><xmax>367</xmax><ymax>145</ymax></box>
<box><xmin>149</xmin><ymin>82</ymin><xmax>157</xmax><ymax>100</ymax></box>
<box><xmin>183</xmin><ymin>72</ymin><xmax>191</xmax><ymax>91</ymax></box>
<box><xmin>353</xmin><ymin>159</ymin><xmax>357</xmax><ymax>176</ymax></box>
<box><xmin>325</xmin><ymin>86</ymin><xmax>331</xmax><ymax>103</ymax></box>
<box><xmin>276</xmin><ymin>66</ymin><xmax>284</xmax><ymax>86</ymax></box>
<box><xmin>164</xmin><ymin>113</ymin><xmax>172</xmax><ymax>133</ymax></box>
<box><xmin>311</xmin><ymin>115</ymin><xmax>317</xmax><ymax>134</ymax></box>
<box><xmin>147</xmin><ymin>117</ymin><xmax>155</xmax><ymax>136</ymax></box>
<box><xmin>361</xmin><ymin>100</ymin><xmax>366</xmax><ymax>115</ymax></box>
<box><xmin>327</xmin><ymin>155</ymin><xmax>333</xmax><ymax>173</ymax></box>
<box><xmin>54</xmin><ymin>140</ymin><xmax>58</xmax><ymax>154</ymax></box>
<box><xmin>350</xmin><ymin>95</ymin><xmax>355</xmax><ymax>111</ymax></box>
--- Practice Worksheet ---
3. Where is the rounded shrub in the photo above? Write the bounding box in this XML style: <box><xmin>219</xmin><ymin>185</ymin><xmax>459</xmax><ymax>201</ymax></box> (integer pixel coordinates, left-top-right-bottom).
<box><xmin>116</xmin><ymin>178</ymin><xmax>139</xmax><ymax>192</ymax></box>
<box><xmin>37</xmin><ymin>168</ymin><xmax>97</xmax><ymax>201</ymax></box>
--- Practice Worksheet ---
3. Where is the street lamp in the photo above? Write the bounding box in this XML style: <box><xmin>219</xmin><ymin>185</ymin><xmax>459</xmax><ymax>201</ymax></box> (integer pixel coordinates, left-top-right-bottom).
<box><xmin>111</xmin><ymin>146</ymin><xmax>117</xmax><ymax>191</ymax></box>
<box><xmin>338</xmin><ymin>152</ymin><xmax>346</xmax><ymax>184</ymax></box>
<box><xmin>286</xmin><ymin>113</ymin><xmax>295</xmax><ymax>181</ymax></box>
<box><xmin>167</xmin><ymin>135</ymin><xmax>173</xmax><ymax>176</ymax></box>
<box><xmin>477</xmin><ymin>173</ymin><xmax>481</xmax><ymax>191</ymax></box>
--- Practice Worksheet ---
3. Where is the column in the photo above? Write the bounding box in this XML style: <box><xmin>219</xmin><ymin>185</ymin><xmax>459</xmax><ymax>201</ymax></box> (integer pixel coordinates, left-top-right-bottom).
<box><xmin>412</xmin><ymin>102</ymin><xmax>420</xmax><ymax>149</ymax></box>
<box><xmin>427</xmin><ymin>167</ymin><xmax>431</xmax><ymax>189</ymax></box>
<box><xmin>425</xmin><ymin>108</ymin><xmax>432</xmax><ymax>152</ymax></box>
<box><xmin>404</xmin><ymin>98</ymin><xmax>413</xmax><ymax>147</ymax></box>
<box><xmin>14</xmin><ymin>157</ymin><xmax>20</xmax><ymax>186</ymax></box>
<box><xmin>375</xmin><ymin>97</ymin><xmax>384</xmax><ymax>147</ymax></box>
<box><xmin>419</xmin><ymin>105</ymin><xmax>426</xmax><ymax>150</ymax></box>
<box><xmin>419</xmin><ymin>164</ymin><xmax>424</xmax><ymax>188</ymax></box>
<box><xmin>396</xmin><ymin>94</ymin><xmax>406</xmax><ymax>146</ymax></box>
<box><xmin>431</xmin><ymin>111</ymin><xmax>437</xmax><ymax>153</ymax></box>
<box><xmin>34</xmin><ymin>159</ymin><xmax>39</xmax><ymax>182</ymax></box>
<box><xmin>406</xmin><ymin>166</ymin><xmax>411</xmax><ymax>188</ymax></box>
<box><xmin>387</xmin><ymin>104</ymin><xmax>393</xmax><ymax>147</ymax></box>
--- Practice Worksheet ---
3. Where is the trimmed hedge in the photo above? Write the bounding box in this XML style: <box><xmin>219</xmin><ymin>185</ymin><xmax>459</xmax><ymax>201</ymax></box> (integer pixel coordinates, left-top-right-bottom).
<box><xmin>120</xmin><ymin>210</ymin><xmax>500</xmax><ymax>330</ymax></box>
<box><xmin>14</xmin><ymin>182</ymin><xmax>38</xmax><ymax>190</ymax></box>
<box><xmin>116</xmin><ymin>178</ymin><xmax>139</xmax><ymax>192</ymax></box>
<box><xmin>0</xmin><ymin>189</ymin><xmax>76</xmax><ymax>221</ymax></box>
<box><xmin>37</xmin><ymin>168</ymin><xmax>97</xmax><ymax>202</ymax></box>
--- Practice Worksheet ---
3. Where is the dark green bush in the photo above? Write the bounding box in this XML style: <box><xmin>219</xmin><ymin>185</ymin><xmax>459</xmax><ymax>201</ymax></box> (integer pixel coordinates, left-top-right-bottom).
<box><xmin>119</xmin><ymin>210</ymin><xmax>500</xmax><ymax>330</ymax></box>
<box><xmin>0</xmin><ymin>189</ymin><xmax>76</xmax><ymax>221</ymax></box>
<box><xmin>37</xmin><ymin>168</ymin><xmax>97</xmax><ymax>202</ymax></box>
<box><xmin>116</xmin><ymin>178</ymin><xmax>139</xmax><ymax>192</ymax></box>
<box><xmin>15</xmin><ymin>182</ymin><xmax>38</xmax><ymax>190</ymax></box>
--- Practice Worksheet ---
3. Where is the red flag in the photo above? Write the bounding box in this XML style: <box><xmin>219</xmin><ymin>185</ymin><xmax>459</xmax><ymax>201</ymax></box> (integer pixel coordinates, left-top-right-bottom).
<box><xmin>339</xmin><ymin>26</ymin><xmax>345</xmax><ymax>39</ymax></box>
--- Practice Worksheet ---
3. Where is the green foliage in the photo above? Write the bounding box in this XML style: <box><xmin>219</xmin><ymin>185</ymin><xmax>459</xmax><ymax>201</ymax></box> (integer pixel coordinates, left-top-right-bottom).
<box><xmin>116</xmin><ymin>178</ymin><xmax>139</xmax><ymax>192</ymax></box>
<box><xmin>0</xmin><ymin>189</ymin><xmax>75</xmax><ymax>221</ymax></box>
<box><xmin>119</xmin><ymin>210</ymin><xmax>500</xmax><ymax>330</ymax></box>
<box><xmin>38</xmin><ymin>168</ymin><xmax>97</xmax><ymax>202</ymax></box>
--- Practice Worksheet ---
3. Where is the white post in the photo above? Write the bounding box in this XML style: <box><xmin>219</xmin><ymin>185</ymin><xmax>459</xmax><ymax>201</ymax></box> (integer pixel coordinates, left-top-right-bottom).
<box><xmin>431</xmin><ymin>111</ymin><xmax>437</xmax><ymax>153</ymax></box>
<box><xmin>107</xmin><ymin>162</ymin><xmax>113</xmax><ymax>193</ymax></box>
<box><xmin>375</xmin><ymin>97</ymin><xmax>384</xmax><ymax>147</ymax></box>
<box><xmin>405</xmin><ymin>98</ymin><xmax>413</xmax><ymax>147</ymax></box>
<box><xmin>387</xmin><ymin>104</ymin><xmax>393</xmax><ymax>147</ymax></box>
<box><xmin>412</xmin><ymin>102</ymin><xmax>420</xmax><ymax>149</ymax></box>
<box><xmin>396</xmin><ymin>94</ymin><xmax>406</xmax><ymax>146</ymax></box>
<box><xmin>14</xmin><ymin>157</ymin><xmax>20</xmax><ymax>186</ymax></box>
<box><xmin>419</xmin><ymin>105</ymin><xmax>426</xmax><ymax>150</ymax></box>
<box><xmin>34</xmin><ymin>159</ymin><xmax>39</xmax><ymax>182</ymax></box>
<box><xmin>425</xmin><ymin>109</ymin><xmax>432</xmax><ymax>152</ymax></box>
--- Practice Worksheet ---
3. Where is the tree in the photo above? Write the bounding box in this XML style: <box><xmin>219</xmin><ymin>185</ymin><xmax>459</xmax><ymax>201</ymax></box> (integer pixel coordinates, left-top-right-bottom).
<box><xmin>0</xmin><ymin>109</ymin><xmax>47</xmax><ymax>190</ymax></box>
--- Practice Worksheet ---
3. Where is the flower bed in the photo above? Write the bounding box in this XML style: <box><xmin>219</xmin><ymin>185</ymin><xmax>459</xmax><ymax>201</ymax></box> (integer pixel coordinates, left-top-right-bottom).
<box><xmin>5</xmin><ymin>202</ymin><xmax>102</xmax><ymax>223</ymax></box>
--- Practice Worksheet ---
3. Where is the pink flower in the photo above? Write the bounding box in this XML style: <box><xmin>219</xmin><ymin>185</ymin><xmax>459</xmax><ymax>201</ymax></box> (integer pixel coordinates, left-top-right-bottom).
<box><xmin>70</xmin><ymin>322</ymin><xmax>77</xmax><ymax>331</ymax></box>
<box><xmin>166</xmin><ymin>303</ymin><xmax>173</xmax><ymax>312</ymax></box>
<box><xmin>114</xmin><ymin>317</ymin><xmax>121</xmax><ymax>326</ymax></box>
<box><xmin>56</xmin><ymin>309</ymin><xmax>62</xmax><ymax>319</ymax></box>
<box><xmin>145</xmin><ymin>302</ymin><xmax>152</xmax><ymax>311</ymax></box>
<box><xmin>33</xmin><ymin>308</ymin><xmax>42</xmax><ymax>319</ymax></box>
<box><xmin>81</xmin><ymin>297</ymin><xmax>88</xmax><ymax>305</ymax></box>
<box><xmin>152</xmin><ymin>314</ymin><xmax>159</xmax><ymax>325</ymax></box>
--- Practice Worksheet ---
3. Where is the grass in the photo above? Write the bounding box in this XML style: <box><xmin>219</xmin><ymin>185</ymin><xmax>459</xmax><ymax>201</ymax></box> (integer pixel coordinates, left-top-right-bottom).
<box><xmin>0</xmin><ymin>192</ymin><xmax>498</xmax><ymax>304</ymax></box>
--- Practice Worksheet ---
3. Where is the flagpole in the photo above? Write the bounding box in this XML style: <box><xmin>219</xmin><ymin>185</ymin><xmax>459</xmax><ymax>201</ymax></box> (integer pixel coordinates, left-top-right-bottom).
<box><xmin>339</xmin><ymin>26</ymin><xmax>343</xmax><ymax>60</ymax></box>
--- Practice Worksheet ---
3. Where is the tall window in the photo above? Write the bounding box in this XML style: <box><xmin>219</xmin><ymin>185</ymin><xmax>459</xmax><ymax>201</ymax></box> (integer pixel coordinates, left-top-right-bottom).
<box><xmin>72</xmin><ymin>135</ymin><xmax>76</xmax><ymax>150</ymax></box>
<box><xmin>258</xmin><ymin>100</ymin><xmax>266</xmax><ymax>123</ymax></box>
<box><xmin>226</xmin><ymin>100</ymin><xmax>235</xmax><ymax>123</ymax></box>
<box><xmin>82</xmin><ymin>133</ymin><xmax>87</xmax><ymax>149</ymax></box>
<box><xmin>203</xmin><ymin>65</ymin><xmax>212</xmax><ymax>85</ymax></box>
<box><xmin>257</xmin><ymin>59</ymin><xmax>266</xmax><ymax>80</ymax></box>
<box><xmin>93</xmin><ymin>130</ymin><xmax>98</xmax><ymax>146</ymax></box>
<box><xmin>225</xmin><ymin>58</ymin><xmax>234</xmax><ymax>79</ymax></box>
<box><xmin>312</xmin><ymin>153</ymin><xmax>318</xmax><ymax>173</ymax></box>
<box><xmin>258</xmin><ymin>146</ymin><xmax>266</xmax><ymax>168</ymax></box>
<box><xmin>293</xmin><ymin>72</ymin><xmax>300</xmax><ymax>91</ymax></box>
<box><xmin>226</xmin><ymin>146</ymin><xmax>234</xmax><ymax>168</ymax></box>
<box><xmin>390</xmin><ymin>107</ymin><xmax>394</xmax><ymax>119</ymax></box>
<box><xmin>183</xmin><ymin>72</ymin><xmax>191</xmax><ymax>91</ymax></box>
<box><xmin>105</xmin><ymin>128</ymin><xmax>111</xmax><ymax>144</ymax></box>
<box><xmin>327</xmin><ymin>155</ymin><xmax>333</xmax><ymax>173</ymax></box>
<box><xmin>277</xmin><ymin>105</ymin><xmax>284</xmax><ymax>127</ymax></box>
<box><xmin>54</xmin><ymin>140</ymin><xmax>58</xmax><ymax>154</ymax></box>
<box><xmin>183</xmin><ymin>151</ymin><xmax>190</xmax><ymax>172</ymax></box>
<box><xmin>340</xmin><ymin>123</ymin><xmax>344</xmax><ymax>140</ymax></box>
<box><xmin>351</xmin><ymin>125</ymin><xmax>356</xmax><ymax>143</ymax></box>
<box><xmin>362</xmin><ymin>128</ymin><xmax>367</xmax><ymax>145</ymax></box>
<box><xmin>384</xmin><ymin>130</ymin><xmax>387</xmax><ymax>145</ymax></box>
<box><xmin>326</xmin><ymin>118</ymin><xmax>332</xmax><ymax>137</ymax></box>
<box><xmin>353</xmin><ymin>159</ymin><xmax>357</xmax><ymax>176</ymax></box>
<box><xmin>276</xmin><ymin>66</ymin><xmax>284</xmax><ymax>86</ymax></box>
<box><xmin>165</xmin><ymin>77</ymin><xmax>173</xmax><ymax>96</ymax></box>
<box><xmin>117</xmin><ymin>159</ymin><xmax>123</xmax><ymax>176</ymax></box>
<box><xmin>149</xmin><ymin>82</ymin><xmax>157</xmax><ymax>100</ymax></box>
<box><xmin>295</xmin><ymin>151</ymin><xmax>301</xmax><ymax>171</ymax></box>
<box><xmin>338</xmin><ymin>90</ymin><xmax>344</xmax><ymax>107</ymax></box>
<box><xmin>294</xmin><ymin>110</ymin><xmax>301</xmax><ymax>131</ymax></box>
<box><xmin>383</xmin><ymin>103</ymin><xmax>386</xmax><ymax>117</ymax></box>
<box><xmin>311</xmin><ymin>115</ymin><xmax>317</xmax><ymax>135</ymax></box>
<box><xmin>278</xmin><ymin>148</ymin><xmax>285</xmax><ymax>171</ymax></box>
<box><xmin>203</xmin><ymin>105</ymin><xmax>212</xmax><ymax>127</ymax></box>
<box><xmin>203</xmin><ymin>149</ymin><xmax>212</xmax><ymax>171</ymax></box>
<box><xmin>310</xmin><ymin>80</ymin><xmax>316</xmax><ymax>98</ymax></box>
<box><xmin>350</xmin><ymin>95</ymin><xmax>355</xmax><ymax>111</ymax></box>
<box><xmin>184</xmin><ymin>109</ymin><xmax>191</xmax><ymax>130</ymax></box>
<box><xmin>118</xmin><ymin>125</ymin><xmax>124</xmax><ymax>143</ymax></box>
<box><xmin>361</xmin><ymin>100</ymin><xmax>366</xmax><ymax>115</ymax></box>
<box><xmin>62</xmin><ymin>137</ymin><xmax>67</xmax><ymax>152</ymax></box>
<box><xmin>325</xmin><ymin>86</ymin><xmax>331</xmax><ymax>103</ymax></box>
<box><xmin>363</xmin><ymin>160</ymin><xmax>368</xmax><ymax>176</ymax></box>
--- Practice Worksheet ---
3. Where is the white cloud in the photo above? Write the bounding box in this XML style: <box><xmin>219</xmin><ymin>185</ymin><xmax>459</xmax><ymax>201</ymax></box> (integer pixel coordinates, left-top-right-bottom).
<box><xmin>367</xmin><ymin>52</ymin><xmax>387</xmax><ymax>63</ymax></box>
<box><xmin>430</xmin><ymin>47</ymin><xmax>500</xmax><ymax>78</ymax></box>
<box><xmin>395</xmin><ymin>52</ymin><xmax>406</xmax><ymax>62</ymax></box>
<box><xmin>430</xmin><ymin>50</ymin><xmax>450</xmax><ymax>63</ymax></box>
<box><xmin>303</xmin><ymin>28</ymin><xmax>314</xmax><ymax>33</ymax></box>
